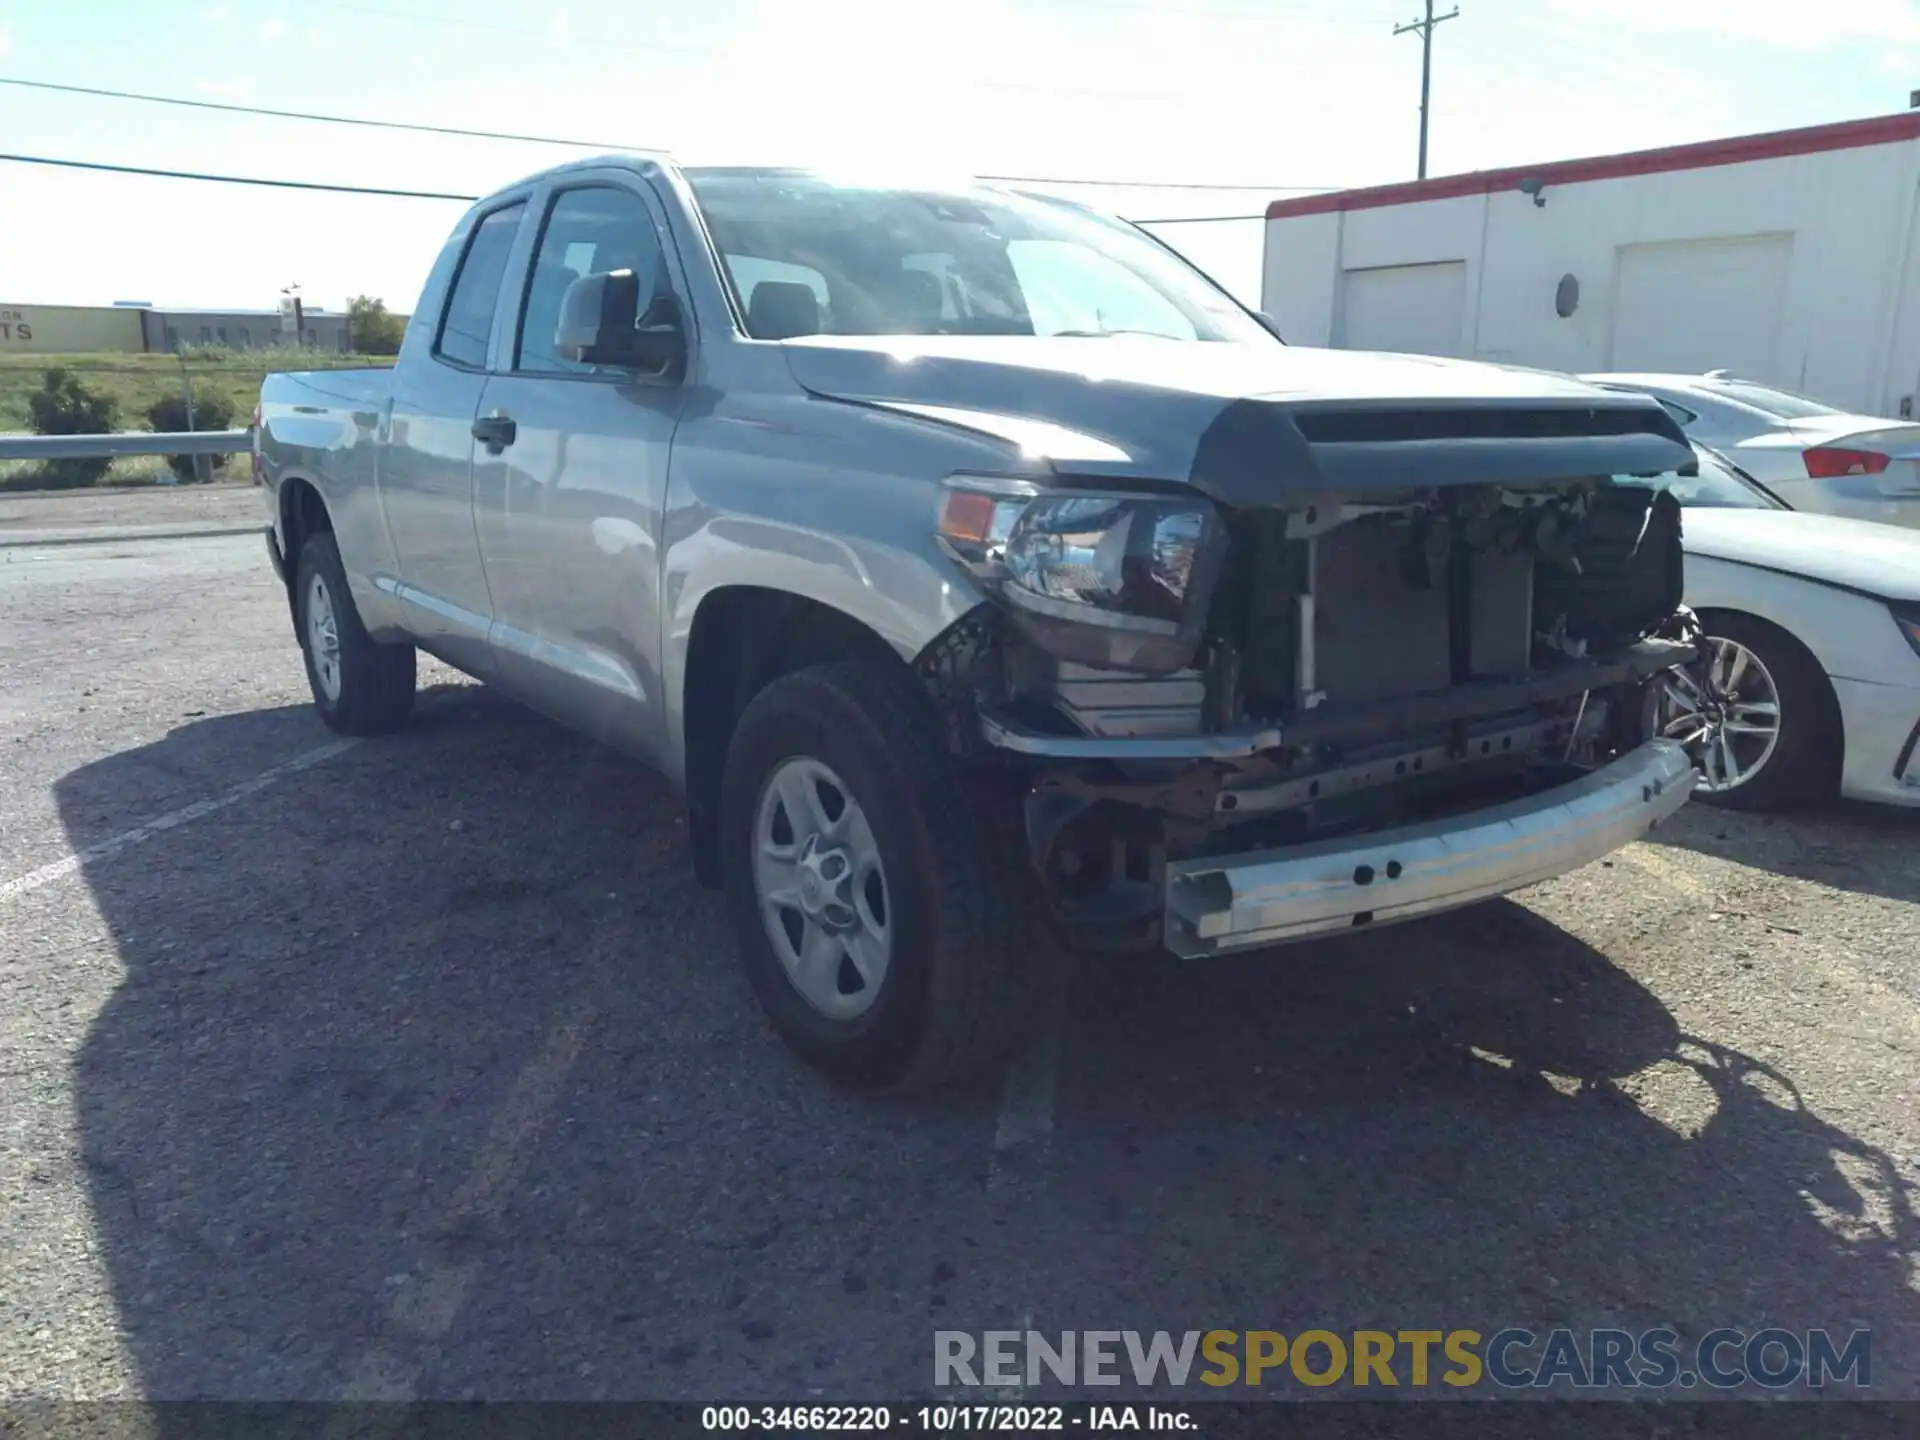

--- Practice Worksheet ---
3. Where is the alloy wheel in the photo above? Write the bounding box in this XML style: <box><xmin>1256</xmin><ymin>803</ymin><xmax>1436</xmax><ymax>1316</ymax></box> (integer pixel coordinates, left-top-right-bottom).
<box><xmin>1649</xmin><ymin>636</ymin><xmax>1782</xmax><ymax>793</ymax></box>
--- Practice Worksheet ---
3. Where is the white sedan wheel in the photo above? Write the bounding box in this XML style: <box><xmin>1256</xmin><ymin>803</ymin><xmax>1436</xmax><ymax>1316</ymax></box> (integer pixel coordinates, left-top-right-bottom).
<box><xmin>1650</xmin><ymin>635</ymin><xmax>1783</xmax><ymax>794</ymax></box>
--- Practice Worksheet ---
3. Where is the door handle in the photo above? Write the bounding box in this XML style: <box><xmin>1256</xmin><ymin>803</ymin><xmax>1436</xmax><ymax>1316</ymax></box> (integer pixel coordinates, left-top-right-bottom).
<box><xmin>471</xmin><ymin>410</ymin><xmax>517</xmax><ymax>453</ymax></box>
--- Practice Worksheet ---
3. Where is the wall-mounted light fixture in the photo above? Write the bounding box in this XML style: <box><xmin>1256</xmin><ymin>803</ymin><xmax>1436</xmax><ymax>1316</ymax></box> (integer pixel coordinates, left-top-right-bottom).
<box><xmin>1517</xmin><ymin>176</ymin><xmax>1548</xmax><ymax>208</ymax></box>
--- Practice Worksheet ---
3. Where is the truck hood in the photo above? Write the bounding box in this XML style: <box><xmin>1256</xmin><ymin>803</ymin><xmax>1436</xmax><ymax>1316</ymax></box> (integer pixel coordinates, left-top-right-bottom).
<box><xmin>1683</xmin><ymin>507</ymin><xmax>1920</xmax><ymax>603</ymax></box>
<box><xmin>782</xmin><ymin>336</ymin><xmax>1694</xmax><ymax>505</ymax></box>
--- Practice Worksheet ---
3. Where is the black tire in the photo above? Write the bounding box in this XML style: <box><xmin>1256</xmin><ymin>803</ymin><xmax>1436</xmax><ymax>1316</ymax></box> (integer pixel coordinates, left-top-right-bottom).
<box><xmin>294</xmin><ymin>531</ymin><xmax>417</xmax><ymax>736</ymax></box>
<box><xmin>719</xmin><ymin>659</ymin><xmax>1033</xmax><ymax>1091</ymax></box>
<box><xmin>1686</xmin><ymin>611</ymin><xmax>1840</xmax><ymax>812</ymax></box>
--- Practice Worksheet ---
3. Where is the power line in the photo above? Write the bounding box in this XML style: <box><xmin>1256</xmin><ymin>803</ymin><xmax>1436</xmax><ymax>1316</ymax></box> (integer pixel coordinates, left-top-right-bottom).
<box><xmin>1129</xmin><ymin>213</ymin><xmax>1271</xmax><ymax>225</ymax></box>
<box><xmin>285</xmin><ymin>0</ymin><xmax>1372</xmax><ymax>107</ymax></box>
<box><xmin>0</xmin><ymin>75</ymin><xmax>1336</xmax><ymax>192</ymax></box>
<box><xmin>0</xmin><ymin>77</ymin><xmax>636</xmax><ymax>150</ymax></box>
<box><xmin>1393</xmin><ymin>1</ymin><xmax>1462</xmax><ymax>180</ymax></box>
<box><xmin>0</xmin><ymin>152</ymin><xmax>480</xmax><ymax>201</ymax></box>
<box><xmin>0</xmin><ymin>152</ymin><xmax>1292</xmax><ymax>222</ymax></box>
<box><xmin>982</xmin><ymin>173</ymin><xmax>1322</xmax><ymax>192</ymax></box>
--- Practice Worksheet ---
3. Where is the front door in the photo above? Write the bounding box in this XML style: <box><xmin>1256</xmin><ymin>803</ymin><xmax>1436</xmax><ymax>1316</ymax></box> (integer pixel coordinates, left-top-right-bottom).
<box><xmin>471</xmin><ymin>176</ymin><xmax>690</xmax><ymax>764</ymax></box>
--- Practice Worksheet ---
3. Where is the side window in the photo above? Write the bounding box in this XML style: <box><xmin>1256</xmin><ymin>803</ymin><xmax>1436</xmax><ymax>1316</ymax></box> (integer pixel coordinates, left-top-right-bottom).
<box><xmin>436</xmin><ymin>202</ymin><xmax>526</xmax><ymax>370</ymax></box>
<box><xmin>1657</xmin><ymin>398</ymin><xmax>1698</xmax><ymax>428</ymax></box>
<box><xmin>518</xmin><ymin>186</ymin><xmax>666</xmax><ymax>375</ymax></box>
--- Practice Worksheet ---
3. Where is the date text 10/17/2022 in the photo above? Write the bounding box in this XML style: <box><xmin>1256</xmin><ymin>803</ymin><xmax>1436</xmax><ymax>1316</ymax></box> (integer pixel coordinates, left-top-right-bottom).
<box><xmin>701</xmin><ymin>1405</ymin><xmax>1194</xmax><ymax>1431</ymax></box>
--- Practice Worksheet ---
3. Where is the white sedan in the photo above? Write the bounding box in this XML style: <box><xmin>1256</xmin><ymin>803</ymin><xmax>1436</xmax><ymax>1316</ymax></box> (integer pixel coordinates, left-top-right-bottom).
<box><xmin>1585</xmin><ymin>371</ymin><xmax>1920</xmax><ymax>529</ymax></box>
<box><xmin>1645</xmin><ymin>448</ymin><xmax>1920</xmax><ymax>810</ymax></box>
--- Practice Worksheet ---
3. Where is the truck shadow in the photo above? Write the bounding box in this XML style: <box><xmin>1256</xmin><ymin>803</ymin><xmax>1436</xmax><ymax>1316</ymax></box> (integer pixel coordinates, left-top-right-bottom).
<box><xmin>1028</xmin><ymin>899</ymin><xmax>1917</xmax><ymax>1394</ymax></box>
<box><xmin>55</xmin><ymin>692</ymin><xmax>1916</xmax><ymax>1404</ymax></box>
<box><xmin>1645</xmin><ymin>794</ymin><xmax>1920</xmax><ymax>906</ymax></box>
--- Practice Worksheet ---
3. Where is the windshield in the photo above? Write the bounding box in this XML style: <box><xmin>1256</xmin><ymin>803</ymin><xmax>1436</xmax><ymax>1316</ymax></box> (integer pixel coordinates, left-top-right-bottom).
<box><xmin>1697</xmin><ymin>379</ymin><xmax>1844</xmax><ymax>421</ymax></box>
<box><xmin>1634</xmin><ymin>449</ymin><xmax>1782</xmax><ymax>509</ymax></box>
<box><xmin>684</xmin><ymin>168</ymin><xmax>1268</xmax><ymax>343</ymax></box>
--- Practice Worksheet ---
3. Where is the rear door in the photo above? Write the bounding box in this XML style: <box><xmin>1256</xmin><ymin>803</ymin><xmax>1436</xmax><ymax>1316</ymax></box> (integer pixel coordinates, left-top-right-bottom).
<box><xmin>470</xmin><ymin>172</ymin><xmax>693</xmax><ymax>766</ymax></box>
<box><xmin>379</xmin><ymin>197</ymin><xmax>531</xmax><ymax>675</ymax></box>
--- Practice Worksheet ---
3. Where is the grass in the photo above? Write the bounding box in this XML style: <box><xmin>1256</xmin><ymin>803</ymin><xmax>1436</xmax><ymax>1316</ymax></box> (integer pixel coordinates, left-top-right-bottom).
<box><xmin>0</xmin><ymin>348</ymin><xmax>396</xmax><ymax>492</ymax></box>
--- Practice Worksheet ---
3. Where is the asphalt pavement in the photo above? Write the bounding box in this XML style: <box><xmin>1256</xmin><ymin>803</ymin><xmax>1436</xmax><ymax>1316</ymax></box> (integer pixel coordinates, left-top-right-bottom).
<box><xmin>1</xmin><ymin>532</ymin><xmax>1916</xmax><ymax>1407</ymax></box>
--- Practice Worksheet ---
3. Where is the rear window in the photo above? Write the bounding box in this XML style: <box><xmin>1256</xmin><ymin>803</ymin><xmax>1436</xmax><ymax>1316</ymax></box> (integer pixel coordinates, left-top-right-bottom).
<box><xmin>1699</xmin><ymin>379</ymin><xmax>1842</xmax><ymax>421</ymax></box>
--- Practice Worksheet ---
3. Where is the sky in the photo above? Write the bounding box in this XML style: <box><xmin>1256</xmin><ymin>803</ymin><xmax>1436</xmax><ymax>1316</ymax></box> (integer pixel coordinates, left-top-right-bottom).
<box><xmin>1</xmin><ymin>0</ymin><xmax>1917</xmax><ymax>312</ymax></box>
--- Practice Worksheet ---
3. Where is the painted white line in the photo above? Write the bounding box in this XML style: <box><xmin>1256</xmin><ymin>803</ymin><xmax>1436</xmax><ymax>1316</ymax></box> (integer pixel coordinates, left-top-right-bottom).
<box><xmin>982</xmin><ymin>956</ymin><xmax>1074</xmax><ymax>1398</ymax></box>
<box><xmin>326</xmin><ymin>992</ymin><xmax>597</xmax><ymax>1419</ymax></box>
<box><xmin>990</xmin><ymin>1013</ymin><xmax>1064</xmax><ymax>1171</ymax></box>
<box><xmin>0</xmin><ymin>737</ymin><xmax>360</xmax><ymax>904</ymax></box>
<box><xmin>987</xmin><ymin>954</ymin><xmax>1072</xmax><ymax>1190</ymax></box>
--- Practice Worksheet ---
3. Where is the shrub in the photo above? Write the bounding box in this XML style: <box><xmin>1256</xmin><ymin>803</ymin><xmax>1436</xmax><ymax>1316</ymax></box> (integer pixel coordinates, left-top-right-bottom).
<box><xmin>348</xmin><ymin>295</ymin><xmax>405</xmax><ymax>356</ymax></box>
<box><xmin>26</xmin><ymin>368</ymin><xmax>119</xmax><ymax>488</ymax></box>
<box><xmin>146</xmin><ymin>390</ymin><xmax>237</xmax><ymax>483</ymax></box>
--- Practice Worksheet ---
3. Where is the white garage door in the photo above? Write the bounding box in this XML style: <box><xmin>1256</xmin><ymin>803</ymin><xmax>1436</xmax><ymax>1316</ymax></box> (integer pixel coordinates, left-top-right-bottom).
<box><xmin>1336</xmin><ymin>261</ymin><xmax>1467</xmax><ymax>357</ymax></box>
<box><xmin>1608</xmin><ymin>233</ymin><xmax>1793</xmax><ymax>382</ymax></box>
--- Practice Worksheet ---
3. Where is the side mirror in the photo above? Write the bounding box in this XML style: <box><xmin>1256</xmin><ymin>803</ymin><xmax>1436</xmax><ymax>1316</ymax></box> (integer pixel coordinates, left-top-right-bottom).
<box><xmin>1254</xmin><ymin>311</ymin><xmax>1286</xmax><ymax>343</ymax></box>
<box><xmin>555</xmin><ymin>269</ymin><xmax>685</xmax><ymax>377</ymax></box>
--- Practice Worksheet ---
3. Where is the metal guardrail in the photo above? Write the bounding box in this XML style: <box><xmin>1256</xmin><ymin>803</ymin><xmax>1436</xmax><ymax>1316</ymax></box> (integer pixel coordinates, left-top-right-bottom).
<box><xmin>0</xmin><ymin>429</ymin><xmax>253</xmax><ymax>461</ymax></box>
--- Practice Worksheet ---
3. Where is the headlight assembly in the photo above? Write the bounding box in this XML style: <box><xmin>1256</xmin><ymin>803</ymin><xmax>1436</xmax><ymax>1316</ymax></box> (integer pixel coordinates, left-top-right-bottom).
<box><xmin>937</xmin><ymin>478</ymin><xmax>1225</xmax><ymax>672</ymax></box>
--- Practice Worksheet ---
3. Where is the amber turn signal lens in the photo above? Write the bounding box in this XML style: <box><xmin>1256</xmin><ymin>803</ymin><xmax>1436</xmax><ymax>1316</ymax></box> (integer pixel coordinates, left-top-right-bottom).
<box><xmin>938</xmin><ymin>489</ymin><xmax>1000</xmax><ymax>546</ymax></box>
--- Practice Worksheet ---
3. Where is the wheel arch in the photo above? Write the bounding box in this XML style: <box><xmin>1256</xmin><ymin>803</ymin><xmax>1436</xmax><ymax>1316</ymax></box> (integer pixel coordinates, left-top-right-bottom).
<box><xmin>679</xmin><ymin>585</ymin><xmax>912</xmax><ymax>888</ymax></box>
<box><xmin>277</xmin><ymin>473</ymin><xmax>334</xmax><ymax>623</ymax></box>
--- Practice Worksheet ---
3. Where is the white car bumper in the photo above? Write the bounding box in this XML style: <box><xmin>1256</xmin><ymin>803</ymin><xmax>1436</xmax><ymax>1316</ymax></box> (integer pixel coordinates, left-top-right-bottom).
<box><xmin>1163</xmin><ymin>740</ymin><xmax>1697</xmax><ymax>957</ymax></box>
<box><xmin>1833</xmin><ymin>675</ymin><xmax>1920</xmax><ymax>807</ymax></box>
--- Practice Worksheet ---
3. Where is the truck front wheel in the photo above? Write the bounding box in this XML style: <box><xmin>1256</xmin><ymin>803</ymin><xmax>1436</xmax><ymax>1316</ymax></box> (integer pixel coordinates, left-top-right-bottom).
<box><xmin>718</xmin><ymin>659</ymin><xmax>1032</xmax><ymax>1090</ymax></box>
<box><xmin>294</xmin><ymin>532</ymin><xmax>417</xmax><ymax>736</ymax></box>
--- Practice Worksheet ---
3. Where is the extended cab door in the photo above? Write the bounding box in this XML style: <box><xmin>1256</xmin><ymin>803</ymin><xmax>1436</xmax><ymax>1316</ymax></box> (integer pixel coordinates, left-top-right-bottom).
<box><xmin>470</xmin><ymin>174</ymin><xmax>692</xmax><ymax>765</ymax></box>
<box><xmin>377</xmin><ymin>197</ymin><xmax>530</xmax><ymax>677</ymax></box>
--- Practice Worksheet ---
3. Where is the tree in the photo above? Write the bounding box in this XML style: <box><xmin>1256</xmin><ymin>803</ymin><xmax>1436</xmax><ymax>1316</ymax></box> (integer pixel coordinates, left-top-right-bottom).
<box><xmin>146</xmin><ymin>391</ymin><xmax>237</xmax><ymax>483</ymax></box>
<box><xmin>347</xmin><ymin>295</ymin><xmax>405</xmax><ymax>356</ymax></box>
<box><xmin>27</xmin><ymin>368</ymin><xmax>118</xmax><ymax>489</ymax></box>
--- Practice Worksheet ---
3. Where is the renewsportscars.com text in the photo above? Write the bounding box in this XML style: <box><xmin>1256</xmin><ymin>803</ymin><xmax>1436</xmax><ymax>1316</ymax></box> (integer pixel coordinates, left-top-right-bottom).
<box><xmin>934</xmin><ymin>1327</ymin><xmax>1871</xmax><ymax>1391</ymax></box>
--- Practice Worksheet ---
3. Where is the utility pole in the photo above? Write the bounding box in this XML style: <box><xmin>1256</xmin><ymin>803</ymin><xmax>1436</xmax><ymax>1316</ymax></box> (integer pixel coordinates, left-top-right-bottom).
<box><xmin>1395</xmin><ymin>1</ymin><xmax>1461</xmax><ymax>180</ymax></box>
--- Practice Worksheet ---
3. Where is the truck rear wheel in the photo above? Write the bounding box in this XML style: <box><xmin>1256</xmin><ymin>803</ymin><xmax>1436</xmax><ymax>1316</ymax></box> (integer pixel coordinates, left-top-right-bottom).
<box><xmin>294</xmin><ymin>532</ymin><xmax>417</xmax><ymax>736</ymax></box>
<box><xmin>718</xmin><ymin>659</ymin><xmax>1033</xmax><ymax>1090</ymax></box>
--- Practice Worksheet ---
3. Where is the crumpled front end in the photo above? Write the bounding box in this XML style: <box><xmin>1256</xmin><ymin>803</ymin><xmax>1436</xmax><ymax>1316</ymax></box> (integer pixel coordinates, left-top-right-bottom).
<box><xmin>919</xmin><ymin>397</ymin><xmax>1708</xmax><ymax>955</ymax></box>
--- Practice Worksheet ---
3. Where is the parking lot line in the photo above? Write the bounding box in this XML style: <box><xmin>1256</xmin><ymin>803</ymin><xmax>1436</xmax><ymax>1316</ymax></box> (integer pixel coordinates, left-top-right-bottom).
<box><xmin>1619</xmin><ymin>842</ymin><xmax>1717</xmax><ymax>903</ymax></box>
<box><xmin>988</xmin><ymin>962</ymin><xmax>1072</xmax><ymax>1191</ymax></box>
<box><xmin>325</xmin><ymin>989</ymin><xmax>598</xmax><ymax>1418</ymax></box>
<box><xmin>0</xmin><ymin>737</ymin><xmax>360</xmax><ymax>904</ymax></box>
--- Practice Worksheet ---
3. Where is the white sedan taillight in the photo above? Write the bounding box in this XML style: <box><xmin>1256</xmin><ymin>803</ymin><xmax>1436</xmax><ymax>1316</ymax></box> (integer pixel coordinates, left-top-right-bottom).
<box><xmin>1804</xmin><ymin>446</ymin><xmax>1890</xmax><ymax>478</ymax></box>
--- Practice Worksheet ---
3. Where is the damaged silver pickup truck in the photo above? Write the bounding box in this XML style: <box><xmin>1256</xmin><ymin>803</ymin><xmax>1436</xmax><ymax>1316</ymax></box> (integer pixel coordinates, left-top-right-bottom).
<box><xmin>256</xmin><ymin>158</ymin><xmax>1704</xmax><ymax>1089</ymax></box>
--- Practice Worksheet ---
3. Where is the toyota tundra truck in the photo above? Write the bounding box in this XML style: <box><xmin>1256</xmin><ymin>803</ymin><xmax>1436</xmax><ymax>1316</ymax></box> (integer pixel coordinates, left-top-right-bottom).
<box><xmin>256</xmin><ymin>156</ymin><xmax>1704</xmax><ymax>1090</ymax></box>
